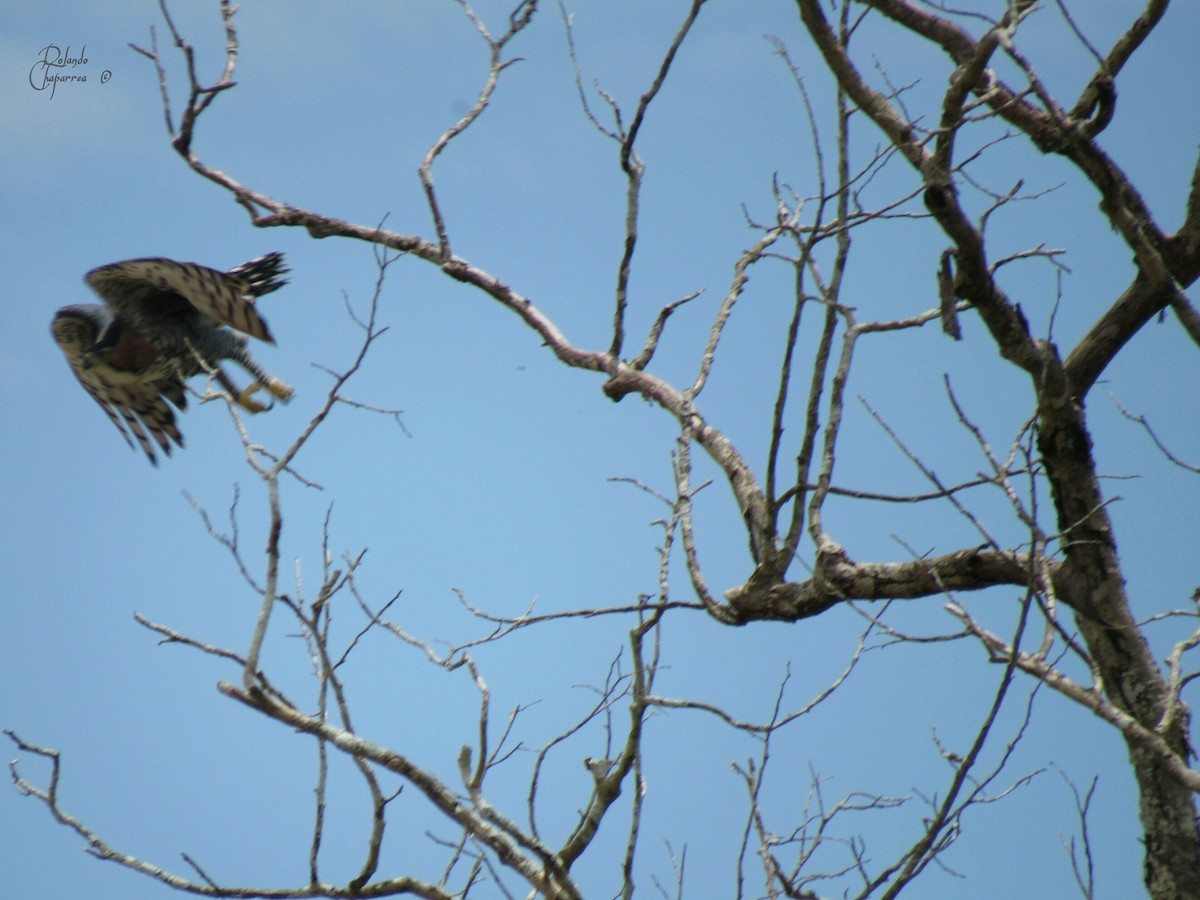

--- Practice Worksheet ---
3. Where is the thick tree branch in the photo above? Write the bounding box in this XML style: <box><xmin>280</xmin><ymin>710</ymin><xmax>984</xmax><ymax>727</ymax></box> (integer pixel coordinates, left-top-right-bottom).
<box><xmin>722</xmin><ymin>546</ymin><xmax>1031</xmax><ymax>624</ymax></box>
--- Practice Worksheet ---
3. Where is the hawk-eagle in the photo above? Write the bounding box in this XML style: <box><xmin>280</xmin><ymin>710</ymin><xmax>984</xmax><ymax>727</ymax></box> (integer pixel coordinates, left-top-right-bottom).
<box><xmin>51</xmin><ymin>253</ymin><xmax>293</xmax><ymax>464</ymax></box>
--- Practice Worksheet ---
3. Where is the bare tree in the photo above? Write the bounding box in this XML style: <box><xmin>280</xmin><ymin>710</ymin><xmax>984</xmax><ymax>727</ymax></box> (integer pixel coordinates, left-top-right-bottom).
<box><xmin>9</xmin><ymin>1</ymin><xmax>1200</xmax><ymax>897</ymax></box>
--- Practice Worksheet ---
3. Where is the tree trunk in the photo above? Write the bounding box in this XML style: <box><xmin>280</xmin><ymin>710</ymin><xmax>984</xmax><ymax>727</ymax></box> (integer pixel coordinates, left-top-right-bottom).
<box><xmin>1039</xmin><ymin>375</ymin><xmax>1200</xmax><ymax>898</ymax></box>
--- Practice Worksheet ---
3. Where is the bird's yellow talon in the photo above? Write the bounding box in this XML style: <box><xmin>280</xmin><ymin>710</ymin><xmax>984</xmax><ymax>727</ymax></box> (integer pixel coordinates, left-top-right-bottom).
<box><xmin>237</xmin><ymin>383</ymin><xmax>271</xmax><ymax>413</ymax></box>
<box><xmin>265</xmin><ymin>378</ymin><xmax>294</xmax><ymax>402</ymax></box>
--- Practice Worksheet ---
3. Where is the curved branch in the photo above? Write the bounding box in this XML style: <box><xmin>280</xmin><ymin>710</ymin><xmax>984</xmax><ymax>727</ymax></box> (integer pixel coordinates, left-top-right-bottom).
<box><xmin>5</xmin><ymin>731</ymin><xmax>455</xmax><ymax>900</ymax></box>
<box><xmin>219</xmin><ymin>684</ymin><xmax>582</xmax><ymax>899</ymax></box>
<box><xmin>419</xmin><ymin>0</ymin><xmax>538</xmax><ymax>258</ymax></box>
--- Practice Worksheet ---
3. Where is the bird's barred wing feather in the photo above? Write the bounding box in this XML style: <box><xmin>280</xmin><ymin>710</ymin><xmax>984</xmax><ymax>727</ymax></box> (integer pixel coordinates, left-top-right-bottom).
<box><xmin>50</xmin><ymin>314</ymin><xmax>184</xmax><ymax>465</ymax></box>
<box><xmin>56</xmin><ymin>254</ymin><xmax>288</xmax><ymax>464</ymax></box>
<box><xmin>86</xmin><ymin>255</ymin><xmax>286</xmax><ymax>343</ymax></box>
<box><xmin>79</xmin><ymin>371</ymin><xmax>184</xmax><ymax>465</ymax></box>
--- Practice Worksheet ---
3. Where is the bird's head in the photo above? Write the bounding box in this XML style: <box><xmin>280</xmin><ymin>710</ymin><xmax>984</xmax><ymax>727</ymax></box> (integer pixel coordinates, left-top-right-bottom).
<box><xmin>51</xmin><ymin>305</ymin><xmax>119</xmax><ymax>369</ymax></box>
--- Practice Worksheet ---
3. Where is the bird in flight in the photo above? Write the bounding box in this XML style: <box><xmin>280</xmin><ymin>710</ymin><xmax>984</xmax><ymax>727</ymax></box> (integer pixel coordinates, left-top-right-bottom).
<box><xmin>51</xmin><ymin>253</ymin><xmax>294</xmax><ymax>464</ymax></box>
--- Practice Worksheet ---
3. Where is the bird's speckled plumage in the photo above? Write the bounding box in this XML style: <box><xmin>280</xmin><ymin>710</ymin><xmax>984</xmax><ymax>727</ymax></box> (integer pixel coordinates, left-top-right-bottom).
<box><xmin>51</xmin><ymin>253</ymin><xmax>293</xmax><ymax>464</ymax></box>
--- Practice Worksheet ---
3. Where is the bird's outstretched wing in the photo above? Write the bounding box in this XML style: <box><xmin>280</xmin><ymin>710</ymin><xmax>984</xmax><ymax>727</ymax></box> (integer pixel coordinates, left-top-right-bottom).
<box><xmin>50</xmin><ymin>308</ymin><xmax>184</xmax><ymax>465</ymax></box>
<box><xmin>86</xmin><ymin>253</ymin><xmax>288</xmax><ymax>343</ymax></box>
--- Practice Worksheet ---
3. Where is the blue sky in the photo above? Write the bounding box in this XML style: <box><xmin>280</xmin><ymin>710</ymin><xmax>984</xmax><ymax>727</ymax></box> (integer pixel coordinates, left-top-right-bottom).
<box><xmin>2</xmin><ymin>2</ymin><xmax>1198</xmax><ymax>898</ymax></box>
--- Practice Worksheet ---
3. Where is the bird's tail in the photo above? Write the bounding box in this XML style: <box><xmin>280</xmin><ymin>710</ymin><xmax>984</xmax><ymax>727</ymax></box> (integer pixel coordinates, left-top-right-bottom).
<box><xmin>228</xmin><ymin>252</ymin><xmax>289</xmax><ymax>298</ymax></box>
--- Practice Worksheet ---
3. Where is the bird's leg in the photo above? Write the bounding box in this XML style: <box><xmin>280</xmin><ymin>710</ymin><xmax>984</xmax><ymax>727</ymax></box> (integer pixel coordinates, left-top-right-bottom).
<box><xmin>236</xmin><ymin>382</ymin><xmax>273</xmax><ymax>414</ymax></box>
<box><xmin>211</xmin><ymin>366</ymin><xmax>273</xmax><ymax>413</ymax></box>
<box><xmin>234</xmin><ymin>377</ymin><xmax>293</xmax><ymax>413</ymax></box>
<box><xmin>263</xmin><ymin>377</ymin><xmax>294</xmax><ymax>402</ymax></box>
<box><xmin>232</xmin><ymin>348</ymin><xmax>294</xmax><ymax>408</ymax></box>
